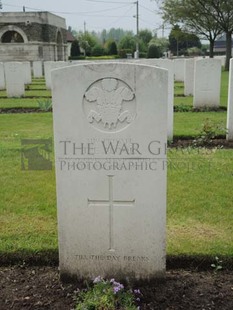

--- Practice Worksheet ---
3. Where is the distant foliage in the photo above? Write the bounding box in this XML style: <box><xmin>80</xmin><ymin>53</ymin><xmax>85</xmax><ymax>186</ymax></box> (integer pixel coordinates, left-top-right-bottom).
<box><xmin>71</xmin><ymin>39</ymin><xmax>81</xmax><ymax>57</ymax></box>
<box><xmin>169</xmin><ymin>24</ymin><xmax>201</xmax><ymax>56</ymax></box>
<box><xmin>100</xmin><ymin>28</ymin><xmax>134</xmax><ymax>43</ymax></box>
<box><xmin>118</xmin><ymin>49</ymin><xmax>133</xmax><ymax>58</ymax></box>
<box><xmin>118</xmin><ymin>34</ymin><xmax>136</xmax><ymax>53</ymax></box>
<box><xmin>149</xmin><ymin>37</ymin><xmax>169</xmax><ymax>55</ymax></box>
<box><xmin>138</xmin><ymin>29</ymin><xmax>153</xmax><ymax>45</ymax></box>
<box><xmin>147</xmin><ymin>44</ymin><xmax>161</xmax><ymax>58</ymax></box>
<box><xmin>106</xmin><ymin>40</ymin><xmax>118</xmax><ymax>55</ymax></box>
<box><xmin>91</xmin><ymin>44</ymin><xmax>105</xmax><ymax>56</ymax></box>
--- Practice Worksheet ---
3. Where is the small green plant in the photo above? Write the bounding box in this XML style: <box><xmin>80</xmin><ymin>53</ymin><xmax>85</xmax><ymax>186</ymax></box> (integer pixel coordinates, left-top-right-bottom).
<box><xmin>37</xmin><ymin>98</ymin><xmax>52</xmax><ymax>111</ymax></box>
<box><xmin>211</xmin><ymin>256</ymin><xmax>223</xmax><ymax>273</ymax></box>
<box><xmin>174</xmin><ymin>104</ymin><xmax>192</xmax><ymax>112</ymax></box>
<box><xmin>193</xmin><ymin>119</ymin><xmax>227</xmax><ymax>146</ymax></box>
<box><xmin>75</xmin><ymin>276</ymin><xmax>141</xmax><ymax>310</ymax></box>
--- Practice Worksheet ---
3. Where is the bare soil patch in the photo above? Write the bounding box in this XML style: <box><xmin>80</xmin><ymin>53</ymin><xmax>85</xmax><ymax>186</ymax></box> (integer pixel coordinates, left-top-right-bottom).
<box><xmin>0</xmin><ymin>266</ymin><xmax>232</xmax><ymax>310</ymax></box>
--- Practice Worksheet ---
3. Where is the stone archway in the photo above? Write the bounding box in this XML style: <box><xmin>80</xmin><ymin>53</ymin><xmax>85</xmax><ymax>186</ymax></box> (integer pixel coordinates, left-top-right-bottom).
<box><xmin>56</xmin><ymin>30</ymin><xmax>63</xmax><ymax>60</ymax></box>
<box><xmin>0</xmin><ymin>25</ymin><xmax>28</xmax><ymax>43</ymax></box>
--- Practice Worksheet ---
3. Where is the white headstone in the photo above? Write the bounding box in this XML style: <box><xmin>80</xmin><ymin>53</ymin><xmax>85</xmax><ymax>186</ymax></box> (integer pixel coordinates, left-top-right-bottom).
<box><xmin>173</xmin><ymin>59</ymin><xmax>185</xmax><ymax>82</ymax></box>
<box><xmin>193</xmin><ymin>59</ymin><xmax>221</xmax><ymax>108</ymax></box>
<box><xmin>23</xmin><ymin>62</ymin><xmax>32</xmax><ymax>85</ymax></box>
<box><xmin>184</xmin><ymin>59</ymin><xmax>195</xmax><ymax>96</ymax></box>
<box><xmin>135</xmin><ymin>59</ymin><xmax>174</xmax><ymax>140</ymax></box>
<box><xmin>33</xmin><ymin>61</ymin><xmax>43</xmax><ymax>78</ymax></box>
<box><xmin>44</xmin><ymin>61</ymin><xmax>67</xmax><ymax>90</ymax></box>
<box><xmin>227</xmin><ymin>58</ymin><xmax>233</xmax><ymax>141</ymax></box>
<box><xmin>4</xmin><ymin>62</ymin><xmax>25</xmax><ymax>97</ymax></box>
<box><xmin>52</xmin><ymin>63</ymin><xmax>168</xmax><ymax>281</ymax></box>
<box><xmin>44</xmin><ymin>61</ymin><xmax>55</xmax><ymax>90</ymax></box>
<box><xmin>0</xmin><ymin>62</ymin><xmax>5</xmax><ymax>90</ymax></box>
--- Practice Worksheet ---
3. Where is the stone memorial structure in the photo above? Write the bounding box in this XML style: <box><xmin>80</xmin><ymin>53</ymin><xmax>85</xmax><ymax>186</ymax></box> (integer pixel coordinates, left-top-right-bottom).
<box><xmin>52</xmin><ymin>63</ymin><xmax>168</xmax><ymax>281</ymax></box>
<box><xmin>227</xmin><ymin>59</ymin><xmax>233</xmax><ymax>141</ymax></box>
<box><xmin>0</xmin><ymin>11</ymin><xmax>67</xmax><ymax>62</ymax></box>
<box><xmin>4</xmin><ymin>62</ymin><xmax>25</xmax><ymax>97</ymax></box>
<box><xmin>193</xmin><ymin>59</ymin><xmax>221</xmax><ymax>108</ymax></box>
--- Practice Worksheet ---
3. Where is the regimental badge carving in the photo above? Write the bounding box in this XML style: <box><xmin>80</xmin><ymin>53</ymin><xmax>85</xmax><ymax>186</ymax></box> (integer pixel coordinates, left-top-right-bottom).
<box><xmin>83</xmin><ymin>78</ymin><xmax>136</xmax><ymax>132</ymax></box>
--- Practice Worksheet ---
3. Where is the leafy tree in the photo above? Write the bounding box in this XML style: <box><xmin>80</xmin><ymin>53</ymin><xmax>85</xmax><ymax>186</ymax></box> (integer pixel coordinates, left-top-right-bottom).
<box><xmin>138</xmin><ymin>29</ymin><xmax>153</xmax><ymax>45</ymax></box>
<box><xmin>118</xmin><ymin>34</ymin><xmax>136</xmax><ymax>53</ymax></box>
<box><xmin>78</xmin><ymin>31</ymin><xmax>98</xmax><ymax>56</ymax></box>
<box><xmin>158</xmin><ymin>0</ymin><xmax>233</xmax><ymax>69</ymax></box>
<box><xmin>149</xmin><ymin>37</ymin><xmax>169</xmax><ymax>55</ymax></box>
<box><xmin>158</xmin><ymin>0</ymin><xmax>222</xmax><ymax>58</ymax></box>
<box><xmin>169</xmin><ymin>25</ymin><xmax>201</xmax><ymax>56</ymax></box>
<box><xmin>209</xmin><ymin>0</ymin><xmax>233</xmax><ymax>70</ymax></box>
<box><xmin>147</xmin><ymin>44</ymin><xmax>161</xmax><ymax>58</ymax></box>
<box><xmin>187</xmin><ymin>47</ymin><xmax>202</xmax><ymax>56</ymax></box>
<box><xmin>105</xmin><ymin>39</ymin><xmax>118</xmax><ymax>55</ymax></box>
<box><xmin>70</xmin><ymin>39</ymin><xmax>81</xmax><ymax>57</ymax></box>
<box><xmin>91</xmin><ymin>44</ymin><xmax>105</xmax><ymax>56</ymax></box>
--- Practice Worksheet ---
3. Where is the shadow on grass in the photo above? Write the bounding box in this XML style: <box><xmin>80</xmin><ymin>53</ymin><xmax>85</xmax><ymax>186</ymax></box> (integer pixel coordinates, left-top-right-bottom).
<box><xmin>1</xmin><ymin>250</ymin><xmax>232</xmax><ymax>271</ymax></box>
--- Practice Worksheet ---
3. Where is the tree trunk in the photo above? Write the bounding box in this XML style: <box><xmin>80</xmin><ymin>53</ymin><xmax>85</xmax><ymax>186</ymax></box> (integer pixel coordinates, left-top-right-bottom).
<box><xmin>209</xmin><ymin>40</ymin><xmax>214</xmax><ymax>58</ymax></box>
<box><xmin>225</xmin><ymin>31</ymin><xmax>232</xmax><ymax>71</ymax></box>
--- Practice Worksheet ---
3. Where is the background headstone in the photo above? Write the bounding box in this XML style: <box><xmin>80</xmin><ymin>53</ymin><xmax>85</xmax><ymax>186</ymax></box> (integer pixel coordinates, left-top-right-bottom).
<box><xmin>227</xmin><ymin>59</ymin><xmax>233</xmax><ymax>141</ymax></box>
<box><xmin>44</xmin><ymin>61</ymin><xmax>67</xmax><ymax>90</ymax></box>
<box><xmin>0</xmin><ymin>62</ymin><xmax>6</xmax><ymax>90</ymax></box>
<box><xmin>173</xmin><ymin>59</ymin><xmax>185</xmax><ymax>82</ymax></box>
<box><xmin>184</xmin><ymin>59</ymin><xmax>195</xmax><ymax>96</ymax></box>
<box><xmin>193</xmin><ymin>59</ymin><xmax>221</xmax><ymax>108</ymax></box>
<box><xmin>44</xmin><ymin>61</ymin><xmax>55</xmax><ymax>90</ymax></box>
<box><xmin>52</xmin><ymin>63</ymin><xmax>168</xmax><ymax>281</ymax></box>
<box><xmin>23</xmin><ymin>62</ymin><xmax>32</xmax><ymax>85</ymax></box>
<box><xmin>4</xmin><ymin>62</ymin><xmax>25</xmax><ymax>97</ymax></box>
<box><xmin>135</xmin><ymin>58</ymin><xmax>174</xmax><ymax>140</ymax></box>
<box><xmin>33</xmin><ymin>61</ymin><xmax>43</xmax><ymax>78</ymax></box>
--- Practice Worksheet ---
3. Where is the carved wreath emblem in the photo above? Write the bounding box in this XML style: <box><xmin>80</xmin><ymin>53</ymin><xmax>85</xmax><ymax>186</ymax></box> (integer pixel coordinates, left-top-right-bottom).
<box><xmin>83</xmin><ymin>78</ymin><xmax>136</xmax><ymax>131</ymax></box>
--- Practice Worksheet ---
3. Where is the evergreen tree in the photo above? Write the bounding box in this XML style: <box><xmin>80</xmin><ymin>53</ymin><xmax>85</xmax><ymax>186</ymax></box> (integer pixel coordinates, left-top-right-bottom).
<box><xmin>71</xmin><ymin>39</ymin><xmax>81</xmax><ymax>57</ymax></box>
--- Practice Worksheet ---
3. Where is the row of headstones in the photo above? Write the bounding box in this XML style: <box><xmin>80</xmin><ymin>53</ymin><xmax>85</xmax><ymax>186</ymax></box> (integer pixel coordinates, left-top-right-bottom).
<box><xmin>173</xmin><ymin>56</ymin><xmax>233</xmax><ymax>140</ymax></box>
<box><xmin>0</xmin><ymin>58</ymin><xmax>232</xmax><ymax>140</ymax></box>
<box><xmin>0</xmin><ymin>61</ymin><xmax>44</xmax><ymax>97</ymax></box>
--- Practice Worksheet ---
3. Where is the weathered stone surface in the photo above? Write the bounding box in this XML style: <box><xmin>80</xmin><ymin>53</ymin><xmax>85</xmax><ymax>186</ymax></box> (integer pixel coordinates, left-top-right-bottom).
<box><xmin>184</xmin><ymin>59</ymin><xmax>194</xmax><ymax>96</ymax></box>
<box><xmin>23</xmin><ymin>61</ymin><xmax>32</xmax><ymax>84</ymax></box>
<box><xmin>0</xmin><ymin>62</ymin><xmax>5</xmax><ymax>90</ymax></box>
<box><xmin>4</xmin><ymin>62</ymin><xmax>25</xmax><ymax>97</ymax></box>
<box><xmin>52</xmin><ymin>63</ymin><xmax>168</xmax><ymax>281</ymax></box>
<box><xmin>135</xmin><ymin>58</ymin><xmax>174</xmax><ymax>140</ymax></box>
<box><xmin>33</xmin><ymin>61</ymin><xmax>43</xmax><ymax>78</ymax></box>
<box><xmin>193</xmin><ymin>59</ymin><xmax>221</xmax><ymax>108</ymax></box>
<box><xmin>173</xmin><ymin>59</ymin><xmax>185</xmax><ymax>82</ymax></box>
<box><xmin>227</xmin><ymin>59</ymin><xmax>233</xmax><ymax>141</ymax></box>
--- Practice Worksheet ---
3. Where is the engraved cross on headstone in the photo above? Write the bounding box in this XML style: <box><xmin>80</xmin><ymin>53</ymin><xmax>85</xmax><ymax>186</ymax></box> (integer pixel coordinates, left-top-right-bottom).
<box><xmin>88</xmin><ymin>175</ymin><xmax>135</xmax><ymax>252</ymax></box>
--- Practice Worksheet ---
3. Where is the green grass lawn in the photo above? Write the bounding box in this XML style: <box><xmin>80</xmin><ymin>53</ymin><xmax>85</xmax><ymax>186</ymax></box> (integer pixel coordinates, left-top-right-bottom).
<box><xmin>0</xmin><ymin>71</ymin><xmax>232</xmax><ymax>261</ymax></box>
<box><xmin>0</xmin><ymin>98</ymin><xmax>41</xmax><ymax>108</ymax></box>
<box><xmin>174</xmin><ymin>111</ymin><xmax>227</xmax><ymax>137</ymax></box>
<box><xmin>167</xmin><ymin>147</ymin><xmax>233</xmax><ymax>255</ymax></box>
<box><xmin>0</xmin><ymin>113</ymin><xmax>232</xmax><ymax>258</ymax></box>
